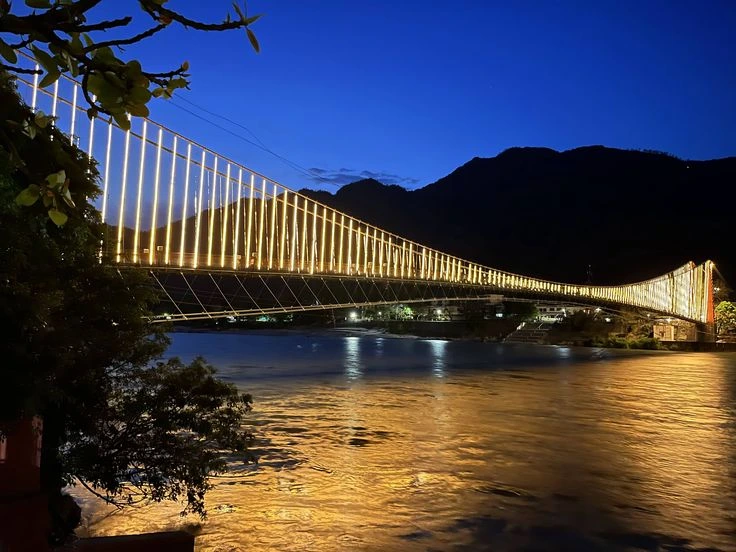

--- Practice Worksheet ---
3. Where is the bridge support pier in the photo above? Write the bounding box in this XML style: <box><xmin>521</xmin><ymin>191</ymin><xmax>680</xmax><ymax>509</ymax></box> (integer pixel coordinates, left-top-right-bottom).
<box><xmin>696</xmin><ymin>322</ymin><xmax>717</xmax><ymax>343</ymax></box>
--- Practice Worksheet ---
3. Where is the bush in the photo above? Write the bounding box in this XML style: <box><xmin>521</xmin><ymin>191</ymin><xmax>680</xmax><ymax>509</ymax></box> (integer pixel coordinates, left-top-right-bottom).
<box><xmin>591</xmin><ymin>336</ymin><xmax>661</xmax><ymax>350</ymax></box>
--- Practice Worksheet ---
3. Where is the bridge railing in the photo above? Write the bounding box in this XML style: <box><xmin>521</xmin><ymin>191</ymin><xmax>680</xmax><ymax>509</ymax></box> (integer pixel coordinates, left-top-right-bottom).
<box><xmin>12</xmin><ymin>58</ymin><xmax>714</xmax><ymax>324</ymax></box>
<box><xmin>112</xmin><ymin>246</ymin><xmax>712</xmax><ymax>325</ymax></box>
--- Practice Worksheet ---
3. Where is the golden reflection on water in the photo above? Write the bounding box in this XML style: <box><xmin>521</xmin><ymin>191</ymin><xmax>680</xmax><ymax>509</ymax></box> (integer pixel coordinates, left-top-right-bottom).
<box><xmin>74</xmin><ymin>338</ymin><xmax>736</xmax><ymax>551</ymax></box>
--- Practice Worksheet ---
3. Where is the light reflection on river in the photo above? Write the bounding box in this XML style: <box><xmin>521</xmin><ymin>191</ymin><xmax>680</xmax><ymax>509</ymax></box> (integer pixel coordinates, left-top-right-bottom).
<box><xmin>76</xmin><ymin>332</ymin><xmax>736</xmax><ymax>551</ymax></box>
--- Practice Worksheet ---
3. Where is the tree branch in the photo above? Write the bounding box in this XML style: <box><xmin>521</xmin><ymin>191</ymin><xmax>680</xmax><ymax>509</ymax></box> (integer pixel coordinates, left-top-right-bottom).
<box><xmin>0</xmin><ymin>0</ymin><xmax>260</xmax><ymax>122</ymax></box>
<box><xmin>63</xmin><ymin>0</ymin><xmax>105</xmax><ymax>18</ymax></box>
<box><xmin>80</xmin><ymin>72</ymin><xmax>99</xmax><ymax>115</ymax></box>
<box><xmin>83</xmin><ymin>23</ymin><xmax>167</xmax><ymax>53</ymax></box>
<box><xmin>76</xmin><ymin>478</ymin><xmax>125</xmax><ymax>509</ymax></box>
<box><xmin>142</xmin><ymin>67</ymin><xmax>187</xmax><ymax>80</ymax></box>
<box><xmin>139</xmin><ymin>0</ymin><xmax>255</xmax><ymax>32</ymax></box>
<box><xmin>64</xmin><ymin>16</ymin><xmax>132</xmax><ymax>33</ymax></box>
<box><xmin>8</xmin><ymin>37</ymin><xmax>33</xmax><ymax>49</ymax></box>
<box><xmin>0</xmin><ymin>63</ymin><xmax>40</xmax><ymax>75</ymax></box>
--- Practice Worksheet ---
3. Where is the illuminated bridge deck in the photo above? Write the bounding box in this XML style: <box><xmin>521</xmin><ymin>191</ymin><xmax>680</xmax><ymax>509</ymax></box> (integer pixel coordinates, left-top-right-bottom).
<box><xmin>15</xmin><ymin>63</ymin><xmax>715</xmax><ymax>325</ymax></box>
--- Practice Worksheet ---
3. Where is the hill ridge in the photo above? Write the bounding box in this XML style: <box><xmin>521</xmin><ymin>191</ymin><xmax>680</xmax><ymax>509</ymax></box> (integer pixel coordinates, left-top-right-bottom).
<box><xmin>299</xmin><ymin>145</ymin><xmax>735</xmax><ymax>283</ymax></box>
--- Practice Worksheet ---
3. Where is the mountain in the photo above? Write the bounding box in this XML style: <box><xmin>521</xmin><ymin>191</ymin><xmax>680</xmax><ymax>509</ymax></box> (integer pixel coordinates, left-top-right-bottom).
<box><xmin>300</xmin><ymin>146</ymin><xmax>736</xmax><ymax>285</ymax></box>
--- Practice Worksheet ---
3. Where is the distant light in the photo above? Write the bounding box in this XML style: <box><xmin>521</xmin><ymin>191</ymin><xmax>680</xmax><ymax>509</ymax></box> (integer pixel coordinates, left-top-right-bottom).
<box><xmin>349</xmin><ymin>311</ymin><xmax>358</xmax><ymax>320</ymax></box>
<box><xmin>595</xmin><ymin>307</ymin><xmax>601</xmax><ymax>313</ymax></box>
<box><xmin>605</xmin><ymin>317</ymin><xmax>611</xmax><ymax>323</ymax></box>
<box><xmin>436</xmin><ymin>309</ymin><xmax>442</xmax><ymax>315</ymax></box>
<box><xmin>378</xmin><ymin>311</ymin><xmax>382</xmax><ymax>315</ymax></box>
<box><xmin>495</xmin><ymin>313</ymin><xmax>503</xmax><ymax>318</ymax></box>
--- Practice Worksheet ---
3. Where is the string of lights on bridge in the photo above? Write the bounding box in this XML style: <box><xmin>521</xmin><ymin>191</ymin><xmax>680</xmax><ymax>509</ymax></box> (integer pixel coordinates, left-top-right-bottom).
<box><xmin>14</xmin><ymin>60</ymin><xmax>715</xmax><ymax>324</ymax></box>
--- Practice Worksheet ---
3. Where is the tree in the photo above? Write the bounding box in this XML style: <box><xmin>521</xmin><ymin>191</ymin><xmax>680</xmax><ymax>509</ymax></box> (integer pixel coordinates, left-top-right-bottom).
<box><xmin>0</xmin><ymin>0</ymin><xmax>260</xmax><ymax>225</ymax></box>
<box><xmin>502</xmin><ymin>301</ymin><xmax>539</xmax><ymax>321</ymax></box>
<box><xmin>460</xmin><ymin>300</ymin><xmax>485</xmax><ymax>322</ymax></box>
<box><xmin>715</xmin><ymin>301</ymin><xmax>736</xmax><ymax>336</ymax></box>
<box><xmin>0</xmin><ymin>72</ymin><xmax>254</xmax><ymax>545</ymax></box>
<box><xmin>0</xmin><ymin>2</ymin><xmax>262</xmax><ymax>545</ymax></box>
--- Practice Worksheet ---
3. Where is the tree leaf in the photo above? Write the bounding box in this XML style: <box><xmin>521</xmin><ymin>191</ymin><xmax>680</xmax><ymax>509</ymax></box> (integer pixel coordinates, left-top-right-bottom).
<box><xmin>0</xmin><ymin>39</ymin><xmax>18</xmax><ymax>64</ymax></box>
<box><xmin>87</xmin><ymin>73</ymin><xmax>122</xmax><ymax>105</ymax></box>
<box><xmin>168</xmin><ymin>77</ymin><xmax>188</xmax><ymax>90</ymax></box>
<box><xmin>16</xmin><ymin>185</ymin><xmax>40</xmax><ymax>206</ymax></box>
<box><xmin>65</xmin><ymin>52</ymin><xmax>80</xmax><ymax>77</ymax></box>
<box><xmin>113</xmin><ymin>112</ymin><xmax>131</xmax><ymax>131</ymax></box>
<box><xmin>30</xmin><ymin>45</ymin><xmax>57</xmax><ymax>74</ymax></box>
<box><xmin>22</xmin><ymin>120</ymin><xmax>37</xmax><ymax>139</ymax></box>
<box><xmin>232</xmin><ymin>2</ymin><xmax>245</xmax><ymax>21</ymax></box>
<box><xmin>125</xmin><ymin>59</ymin><xmax>143</xmax><ymax>76</ymax></box>
<box><xmin>246</xmin><ymin>28</ymin><xmax>260</xmax><ymax>53</ymax></box>
<box><xmin>68</xmin><ymin>33</ymin><xmax>83</xmax><ymax>55</ymax></box>
<box><xmin>102</xmin><ymin>71</ymin><xmax>125</xmax><ymax>90</ymax></box>
<box><xmin>46</xmin><ymin>169</ymin><xmax>66</xmax><ymax>187</ymax></box>
<box><xmin>92</xmin><ymin>46</ymin><xmax>115</xmax><ymax>62</ymax></box>
<box><xmin>62</xmin><ymin>188</ymin><xmax>76</xmax><ymax>209</ymax></box>
<box><xmin>128</xmin><ymin>86</ymin><xmax>151</xmax><ymax>104</ymax></box>
<box><xmin>39</xmin><ymin>68</ymin><xmax>60</xmax><ymax>89</ymax></box>
<box><xmin>127</xmin><ymin>103</ymin><xmax>150</xmax><ymax>118</ymax></box>
<box><xmin>48</xmin><ymin>208</ymin><xmax>68</xmax><ymax>227</ymax></box>
<box><xmin>34</xmin><ymin>111</ymin><xmax>50</xmax><ymax>128</ymax></box>
<box><xmin>132</xmin><ymin>73</ymin><xmax>149</xmax><ymax>87</ymax></box>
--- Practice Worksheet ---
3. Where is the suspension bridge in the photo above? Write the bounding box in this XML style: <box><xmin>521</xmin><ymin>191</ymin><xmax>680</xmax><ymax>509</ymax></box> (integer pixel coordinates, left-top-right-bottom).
<box><xmin>15</xmin><ymin>68</ymin><xmax>715</xmax><ymax>330</ymax></box>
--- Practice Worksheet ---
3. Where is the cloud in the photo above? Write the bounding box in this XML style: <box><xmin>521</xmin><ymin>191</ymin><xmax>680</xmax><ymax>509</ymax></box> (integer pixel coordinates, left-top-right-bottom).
<box><xmin>306</xmin><ymin>167</ymin><xmax>420</xmax><ymax>188</ymax></box>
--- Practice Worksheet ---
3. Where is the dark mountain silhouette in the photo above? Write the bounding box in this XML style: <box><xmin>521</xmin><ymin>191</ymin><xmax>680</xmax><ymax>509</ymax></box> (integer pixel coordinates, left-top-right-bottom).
<box><xmin>300</xmin><ymin>146</ymin><xmax>735</xmax><ymax>284</ymax></box>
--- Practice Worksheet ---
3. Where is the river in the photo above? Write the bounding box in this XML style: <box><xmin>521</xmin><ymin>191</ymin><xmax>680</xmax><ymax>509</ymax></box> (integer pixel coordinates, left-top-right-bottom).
<box><xmin>76</xmin><ymin>331</ymin><xmax>736</xmax><ymax>551</ymax></box>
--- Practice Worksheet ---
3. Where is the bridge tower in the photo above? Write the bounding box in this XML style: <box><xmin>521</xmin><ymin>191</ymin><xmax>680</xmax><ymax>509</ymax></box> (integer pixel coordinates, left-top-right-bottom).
<box><xmin>696</xmin><ymin>260</ymin><xmax>716</xmax><ymax>343</ymax></box>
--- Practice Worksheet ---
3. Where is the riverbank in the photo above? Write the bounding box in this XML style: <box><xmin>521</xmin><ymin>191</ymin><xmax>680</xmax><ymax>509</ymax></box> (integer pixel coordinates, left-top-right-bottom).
<box><xmin>173</xmin><ymin>318</ymin><xmax>521</xmax><ymax>341</ymax></box>
<box><xmin>172</xmin><ymin>319</ymin><xmax>736</xmax><ymax>352</ymax></box>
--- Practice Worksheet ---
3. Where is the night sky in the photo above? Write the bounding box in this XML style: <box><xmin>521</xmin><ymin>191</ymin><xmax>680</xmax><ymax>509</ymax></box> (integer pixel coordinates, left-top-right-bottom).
<box><xmin>91</xmin><ymin>1</ymin><xmax>735</xmax><ymax>191</ymax></box>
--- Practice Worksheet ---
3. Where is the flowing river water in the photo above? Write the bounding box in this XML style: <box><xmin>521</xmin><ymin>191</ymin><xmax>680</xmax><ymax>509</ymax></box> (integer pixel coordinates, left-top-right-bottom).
<box><xmin>75</xmin><ymin>331</ymin><xmax>736</xmax><ymax>551</ymax></box>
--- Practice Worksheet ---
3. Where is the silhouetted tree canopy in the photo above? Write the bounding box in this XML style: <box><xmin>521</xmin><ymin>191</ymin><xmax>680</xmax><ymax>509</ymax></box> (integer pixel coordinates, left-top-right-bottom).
<box><xmin>0</xmin><ymin>59</ymin><xmax>252</xmax><ymax>546</ymax></box>
<box><xmin>715</xmin><ymin>301</ymin><xmax>736</xmax><ymax>336</ymax></box>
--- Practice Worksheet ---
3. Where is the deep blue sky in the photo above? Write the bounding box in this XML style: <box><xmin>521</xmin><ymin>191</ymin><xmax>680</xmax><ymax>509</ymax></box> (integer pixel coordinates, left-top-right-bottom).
<box><xmin>90</xmin><ymin>1</ymin><xmax>735</xmax><ymax>191</ymax></box>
